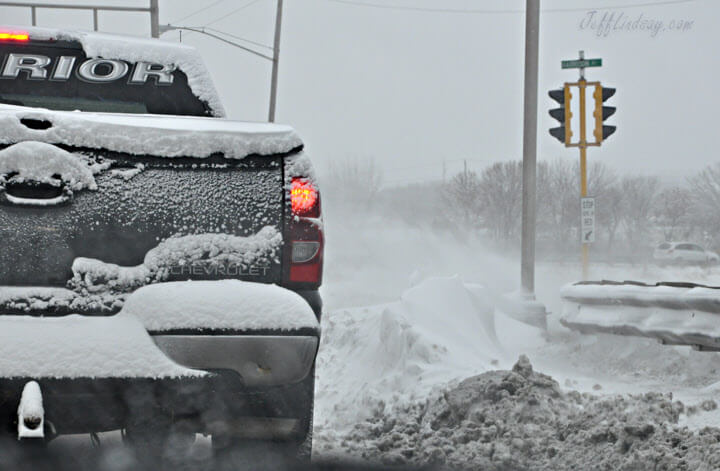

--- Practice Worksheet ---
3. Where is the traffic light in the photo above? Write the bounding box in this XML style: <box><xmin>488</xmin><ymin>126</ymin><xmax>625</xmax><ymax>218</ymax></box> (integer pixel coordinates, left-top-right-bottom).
<box><xmin>593</xmin><ymin>85</ymin><xmax>616</xmax><ymax>142</ymax></box>
<box><xmin>549</xmin><ymin>85</ymin><xmax>572</xmax><ymax>145</ymax></box>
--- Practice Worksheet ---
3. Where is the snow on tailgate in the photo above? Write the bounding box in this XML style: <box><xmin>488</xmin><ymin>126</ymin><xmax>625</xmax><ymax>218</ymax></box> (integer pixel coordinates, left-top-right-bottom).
<box><xmin>0</xmin><ymin>141</ymin><xmax>97</xmax><ymax>190</ymax></box>
<box><xmin>120</xmin><ymin>280</ymin><xmax>318</xmax><ymax>332</ymax></box>
<box><xmin>0</xmin><ymin>314</ymin><xmax>202</xmax><ymax>378</ymax></box>
<box><xmin>0</xmin><ymin>104</ymin><xmax>302</xmax><ymax>159</ymax></box>
<box><xmin>70</xmin><ymin>226</ymin><xmax>283</xmax><ymax>294</ymax></box>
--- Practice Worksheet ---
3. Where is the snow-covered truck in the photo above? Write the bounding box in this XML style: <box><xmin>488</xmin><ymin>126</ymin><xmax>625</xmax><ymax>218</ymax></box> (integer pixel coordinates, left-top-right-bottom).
<box><xmin>0</xmin><ymin>27</ymin><xmax>322</xmax><ymax>461</ymax></box>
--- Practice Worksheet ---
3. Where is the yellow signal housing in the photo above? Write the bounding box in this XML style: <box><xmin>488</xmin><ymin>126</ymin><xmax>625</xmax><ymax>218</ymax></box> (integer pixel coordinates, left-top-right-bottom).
<box><xmin>563</xmin><ymin>84</ymin><xmax>573</xmax><ymax>146</ymax></box>
<box><xmin>593</xmin><ymin>84</ymin><xmax>603</xmax><ymax>143</ymax></box>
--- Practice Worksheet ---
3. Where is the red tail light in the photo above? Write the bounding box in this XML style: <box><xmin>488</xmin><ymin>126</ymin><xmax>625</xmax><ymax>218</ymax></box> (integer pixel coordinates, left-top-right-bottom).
<box><xmin>284</xmin><ymin>177</ymin><xmax>323</xmax><ymax>286</ymax></box>
<box><xmin>291</xmin><ymin>178</ymin><xmax>319</xmax><ymax>217</ymax></box>
<box><xmin>0</xmin><ymin>31</ymin><xmax>29</xmax><ymax>42</ymax></box>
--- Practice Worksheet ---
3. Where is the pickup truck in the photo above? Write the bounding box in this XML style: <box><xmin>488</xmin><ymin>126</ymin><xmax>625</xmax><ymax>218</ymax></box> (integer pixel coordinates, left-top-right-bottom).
<box><xmin>0</xmin><ymin>27</ymin><xmax>323</xmax><ymax>464</ymax></box>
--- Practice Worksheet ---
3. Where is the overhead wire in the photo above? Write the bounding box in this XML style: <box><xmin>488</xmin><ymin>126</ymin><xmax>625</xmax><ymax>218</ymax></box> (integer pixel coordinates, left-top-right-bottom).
<box><xmin>202</xmin><ymin>0</ymin><xmax>267</xmax><ymax>27</ymax></box>
<box><xmin>170</xmin><ymin>0</ymin><xmax>230</xmax><ymax>24</ymax></box>
<box><xmin>324</xmin><ymin>0</ymin><xmax>700</xmax><ymax>14</ymax></box>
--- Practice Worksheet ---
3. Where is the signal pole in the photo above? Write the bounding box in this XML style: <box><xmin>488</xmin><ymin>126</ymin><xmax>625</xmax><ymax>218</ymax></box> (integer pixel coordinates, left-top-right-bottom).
<box><xmin>578</xmin><ymin>51</ymin><xmax>589</xmax><ymax>279</ymax></box>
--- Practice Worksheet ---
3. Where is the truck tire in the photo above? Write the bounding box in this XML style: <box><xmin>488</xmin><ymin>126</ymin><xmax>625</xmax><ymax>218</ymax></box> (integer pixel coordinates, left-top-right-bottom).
<box><xmin>212</xmin><ymin>367</ymin><xmax>315</xmax><ymax>465</ymax></box>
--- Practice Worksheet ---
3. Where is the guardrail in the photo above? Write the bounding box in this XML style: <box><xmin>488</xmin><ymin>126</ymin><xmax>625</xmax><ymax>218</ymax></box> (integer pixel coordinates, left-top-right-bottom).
<box><xmin>560</xmin><ymin>280</ymin><xmax>720</xmax><ymax>352</ymax></box>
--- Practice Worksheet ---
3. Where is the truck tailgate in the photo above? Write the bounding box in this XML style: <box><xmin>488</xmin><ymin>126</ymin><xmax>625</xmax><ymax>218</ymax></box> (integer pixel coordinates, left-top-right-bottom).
<box><xmin>0</xmin><ymin>147</ymin><xmax>286</xmax><ymax>311</ymax></box>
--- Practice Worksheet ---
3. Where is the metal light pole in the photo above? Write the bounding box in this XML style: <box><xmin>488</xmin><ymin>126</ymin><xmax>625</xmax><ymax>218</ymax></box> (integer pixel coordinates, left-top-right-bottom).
<box><xmin>150</xmin><ymin>0</ymin><xmax>159</xmax><ymax>38</ymax></box>
<box><xmin>521</xmin><ymin>0</ymin><xmax>539</xmax><ymax>295</ymax></box>
<box><xmin>268</xmin><ymin>0</ymin><xmax>284</xmax><ymax>123</ymax></box>
<box><xmin>499</xmin><ymin>0</ymin><xmax>546</xmax><ymax>331</ymax></box>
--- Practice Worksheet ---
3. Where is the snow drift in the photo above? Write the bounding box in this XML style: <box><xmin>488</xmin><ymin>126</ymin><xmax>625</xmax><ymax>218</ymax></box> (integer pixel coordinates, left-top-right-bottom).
<box><xmin>315</xmin><ymin>276</ymin><xmax>503</xmax><ymax>433</ymax></box>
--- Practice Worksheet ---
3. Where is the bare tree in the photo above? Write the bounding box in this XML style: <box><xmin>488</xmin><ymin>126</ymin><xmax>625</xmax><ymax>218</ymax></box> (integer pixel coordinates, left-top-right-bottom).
<box><xmin>688</xmin><ymin>163</ymin><xmax>720</xmax><ymax>247</ymax></box>
<box><xmin>477</xmin><ymin>161</ymin><xmax>523</xmax><ymax>241</ymax></box>
<box><xmin>325</xmin><ymin>156</ymin><xmax>384</xmax><ymax>210</ymax></box>
<box><xmin>620</xmin><ymin>175</ymin><xmax>659</xmax><ymax>252</ymax></box>
<box><xmin>655</xmin><ymin>186</ymin><xmax>692</xmax><ymax>241</ymax></box>
<box><xmin>442</xmin><ymin>170</ymin><xmax>482</xmax><ymax>229</ymax></box>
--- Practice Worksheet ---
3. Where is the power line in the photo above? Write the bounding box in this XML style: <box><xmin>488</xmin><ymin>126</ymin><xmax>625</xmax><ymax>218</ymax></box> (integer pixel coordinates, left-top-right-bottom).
<box><xmin>204</xmin><ymin>26</ymin><xmax>273</xmax><ymax>50</ymax></box>
<box><xmin>177</xmin><ymin>0</ymin><xmax>266</xmax><ymax>41</ymax></box>
<box><xmin>324</xmin><ymin>0</ymin><xmax>699</xmax><ymax>14</ymax></box>
<box><xmin>203</xmin><ymin>0</ymin><xmax>267</xmax><ymax>27</ymax></box>
<box><xmin>171</xmin><ymin>0</ymin><xmax>230</xmax><ymax>24</ymax></box>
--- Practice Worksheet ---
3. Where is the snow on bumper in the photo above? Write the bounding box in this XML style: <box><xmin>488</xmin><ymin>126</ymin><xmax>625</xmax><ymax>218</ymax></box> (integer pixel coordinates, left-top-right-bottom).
<box><xmin>0</xmin><ymin>314</ymin><xmax>201</xmax><ymax>379</ymax></box>
<box><xmin>119</xmin><ymin>279</ymin><xmax>319</xmax><ymax>332</ymax></box>
<box><xmin>0</xmin><ymin>280</ymin><xmax>319</xmax><ymax>384</ymax></box>
<box><xmin>121</xmin><ymin>280</ymin><xmax>320</xmax><ymax>386</ymax></box>
<box><xmin>560</xmin><ymin>281</ymin><xmax>720</xmax><ymax>351</ymax></box>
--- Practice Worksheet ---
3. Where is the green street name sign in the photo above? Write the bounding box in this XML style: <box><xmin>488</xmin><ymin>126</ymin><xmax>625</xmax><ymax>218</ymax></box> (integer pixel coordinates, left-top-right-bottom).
<box><xmin>562</xmin><ymin>58</ymin><xmax>602</xmax><ymax>69</ymax></box>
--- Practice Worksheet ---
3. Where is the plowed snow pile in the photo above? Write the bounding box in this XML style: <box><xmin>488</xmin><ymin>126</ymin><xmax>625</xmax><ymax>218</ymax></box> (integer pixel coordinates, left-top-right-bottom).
<box><xmin>315</xmin><ymin>272</ymin><xmax>720</xmax><ymax>469</ymax></box>
<box><xmin>337</xmin><ymin>356</ymin><xmax>720</xmax><ymax>470</ymax></box>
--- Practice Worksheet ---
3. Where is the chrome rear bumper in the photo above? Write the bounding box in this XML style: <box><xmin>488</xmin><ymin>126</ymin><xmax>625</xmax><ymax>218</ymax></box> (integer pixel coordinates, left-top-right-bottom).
<box><xmin>153</xmin><ymin>335</ymin><xmax>319</xmax><ymax>387</ymax></box>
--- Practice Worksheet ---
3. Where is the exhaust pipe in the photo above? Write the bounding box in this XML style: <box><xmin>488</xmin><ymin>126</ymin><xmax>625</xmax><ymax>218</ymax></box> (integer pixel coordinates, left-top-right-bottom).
<box><xmin>17</xmin><ymin>381</ymin><xmax>44</xmax><ymax>440</ymax></box>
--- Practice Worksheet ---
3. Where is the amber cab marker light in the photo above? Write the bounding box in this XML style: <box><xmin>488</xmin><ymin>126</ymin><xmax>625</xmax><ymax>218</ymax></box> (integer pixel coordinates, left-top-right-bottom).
<box><xmin>0</xmin><ymin>31</ymin><xmax>30</xmax><ymax>41</ymax></box>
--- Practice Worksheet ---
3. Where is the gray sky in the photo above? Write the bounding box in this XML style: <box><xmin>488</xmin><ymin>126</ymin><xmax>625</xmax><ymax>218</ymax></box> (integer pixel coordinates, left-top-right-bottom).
<box><xmin>0</xmin><ymin>0</ymin><xmax>715</xmax><ymax>185</ymax></box>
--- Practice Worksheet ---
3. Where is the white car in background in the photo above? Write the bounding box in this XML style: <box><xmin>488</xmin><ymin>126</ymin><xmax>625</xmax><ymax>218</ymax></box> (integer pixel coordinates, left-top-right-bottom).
<box><xmin>654</xmin><ymin>242</ymin><xmax>720</xmax><ymax>266</ymax></box>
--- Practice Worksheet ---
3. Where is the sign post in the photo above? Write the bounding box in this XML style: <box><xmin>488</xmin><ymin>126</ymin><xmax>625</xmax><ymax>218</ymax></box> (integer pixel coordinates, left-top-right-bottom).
<box><xmin>581</xmin><ymin>197</ymin><xmax>596</xmax><ymax>244</ymax></box>
<box><xmin>548</xmin><ymin>51</ymin><xmax>616</xmax><ymax>280</ymax></box>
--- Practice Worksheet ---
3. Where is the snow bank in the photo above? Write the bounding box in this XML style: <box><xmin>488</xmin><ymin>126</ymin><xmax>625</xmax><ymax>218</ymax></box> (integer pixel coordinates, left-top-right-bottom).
<box><xmin>18</xmin><ymin>25</ymin><xmax>225</xmax><ymax>116</ymax></box>
<box><xmin>333</xmin><ymin>356</ymin><xmax>720</xmax><ymax>470</ymax></box>
<box><xmin>120</xmin><ymin>280</ymin><xmax>318</xmax><ymax>332</ymax></box>
<box><xmin>0</xmin><ymin>315</ymin><xmax>201</xmax><ymax>378</ymax></box>
<box><xmin>315</xmin><ymin>276</ymin><xmax>502</xmax><ymax>432</ymax></box>
<box><xmin>70</xmin><ymin>226</ymin><xmax>282</xmax><ymax>294</ymax></box>
<box><xmin>0</xmin><ymin>141</ymin><xmax>96</xmax><ymax>190</ymax></box>
<box><xmin>0</xmin><ymin>105</ymin><xmax>302</xmax><ymax>160</ymax></box>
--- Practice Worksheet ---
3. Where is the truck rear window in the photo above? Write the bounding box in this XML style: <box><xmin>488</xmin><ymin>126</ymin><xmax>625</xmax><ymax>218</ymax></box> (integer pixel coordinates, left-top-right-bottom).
<box><xmin>0</xmin><ymin>41</ymin><xmax>211</xmax><ymax>116</ymax></box>
<box><xmin>0</xmin><ymin>93</ymin><xmax>148</xmax><ymax>113</ymax></box>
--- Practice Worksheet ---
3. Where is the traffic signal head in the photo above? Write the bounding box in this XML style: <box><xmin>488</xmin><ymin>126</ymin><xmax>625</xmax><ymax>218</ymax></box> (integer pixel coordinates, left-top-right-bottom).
<box><xmin>593</xmin><ymin>84</ymin><xmax>616</xmax><ymax>143</ymax></box>
<box><xmin>549</xmin><ymin>85</ymin><xmax>572</xmax><ymax>145</ymax></box>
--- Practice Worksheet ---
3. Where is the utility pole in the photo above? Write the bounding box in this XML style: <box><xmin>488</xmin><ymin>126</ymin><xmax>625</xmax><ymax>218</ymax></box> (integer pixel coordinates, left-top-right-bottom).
<box><xmin>268</xmin><ymin>0</ymin><xmax>284</xmax><ymax>122</ymax></box>
<box><xmin>150</xmin><ymin>0</ymin><xmax>160</xmax><ymax>38</ymax></box>
<box><xmin>520</xmin><ymin>0</ymin><xmax>539</xmax><ymax>295</ymax></box>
